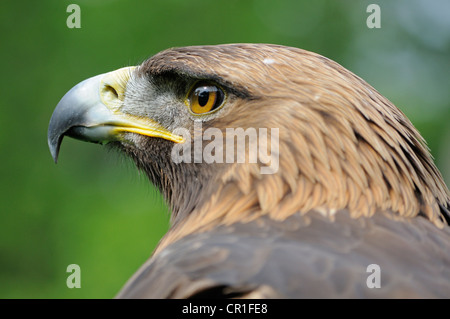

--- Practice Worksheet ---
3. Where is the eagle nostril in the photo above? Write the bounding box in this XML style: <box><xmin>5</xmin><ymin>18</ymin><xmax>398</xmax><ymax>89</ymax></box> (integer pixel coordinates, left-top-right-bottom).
<box><xmin>103</xmin><ymin>84</ymin><xmax>119</xmax><ymax>100</ymax></box>
<box><xmin>100</xmin><ymin>83</ymin><xmax>124</xmax><ymax>110</ymax></box>
<box><xmin>99</xmin><ymin>66</ymin><xmax>136</xmax><ymax>108</ymax></box>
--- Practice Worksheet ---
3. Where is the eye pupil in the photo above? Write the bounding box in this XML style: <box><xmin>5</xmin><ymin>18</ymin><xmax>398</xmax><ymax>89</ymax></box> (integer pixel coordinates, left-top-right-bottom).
<box><xmin>197</xmin><ymin>89</ymin><xmax>210</xmax><ymax>107</ymax></box>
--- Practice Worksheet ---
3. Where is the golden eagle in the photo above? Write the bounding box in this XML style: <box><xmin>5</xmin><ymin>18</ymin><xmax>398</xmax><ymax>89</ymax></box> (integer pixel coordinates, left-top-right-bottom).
<box><xmin>48</xmin><ymin>44</ymin><xmax>450</xmax><ymax>298</ymax></box>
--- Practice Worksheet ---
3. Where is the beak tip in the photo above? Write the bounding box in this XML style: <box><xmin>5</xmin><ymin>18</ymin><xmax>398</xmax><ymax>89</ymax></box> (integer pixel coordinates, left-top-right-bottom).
<box><xmin>48</xmin><ymin>129</ymin><xmax>62</xmax><ymax>164</ymax></box>
<box><xmin>51</xmin><ymin>151</ymin><xmax>59</xmax><ymax>164</ymax></box>
<box><xmin>48</xmin><ymin>140</ymin><xmax>60</xmax><ymax>164</ymax></box>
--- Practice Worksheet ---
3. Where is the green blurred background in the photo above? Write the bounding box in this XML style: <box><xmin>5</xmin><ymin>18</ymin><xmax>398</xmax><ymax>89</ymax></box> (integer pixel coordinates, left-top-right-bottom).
<box><xmin>1</xmin><ymin>0</ymin><xmax>449</xmax><ymax>298</ymax></box>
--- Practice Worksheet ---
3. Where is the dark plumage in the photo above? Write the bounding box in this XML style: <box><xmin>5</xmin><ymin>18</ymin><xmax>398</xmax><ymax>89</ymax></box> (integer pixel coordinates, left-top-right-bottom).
<box><xmin>48</xmin><ymin>44</ymin><xmax>450</xmax><ymax>298</ymax></box>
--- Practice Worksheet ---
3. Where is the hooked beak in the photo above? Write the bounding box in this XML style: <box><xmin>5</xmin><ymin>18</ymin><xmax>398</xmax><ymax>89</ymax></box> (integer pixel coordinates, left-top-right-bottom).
<box><xmin>48</xmin><ymin>67</ymin><xmax>183</xmax><ymax>163</ymax></box>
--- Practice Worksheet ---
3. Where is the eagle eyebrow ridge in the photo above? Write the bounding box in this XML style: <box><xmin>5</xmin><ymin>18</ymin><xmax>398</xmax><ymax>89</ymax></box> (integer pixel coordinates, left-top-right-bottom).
<box><xmin>143</xmin><ymin>68</ymin><xmax>254</xmax><ymax>101</ymax></box>
<box><xmin>138</xmin><ymin>51</ymin><xmax>255</xmax><ymax>100</ymax></box>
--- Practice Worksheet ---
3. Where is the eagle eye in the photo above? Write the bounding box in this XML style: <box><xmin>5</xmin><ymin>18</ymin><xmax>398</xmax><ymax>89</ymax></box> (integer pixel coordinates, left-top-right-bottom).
<box><xmin>186</xmin><ymin>82</ymin><xmax>225</xmax><ymax>115</ymax></box>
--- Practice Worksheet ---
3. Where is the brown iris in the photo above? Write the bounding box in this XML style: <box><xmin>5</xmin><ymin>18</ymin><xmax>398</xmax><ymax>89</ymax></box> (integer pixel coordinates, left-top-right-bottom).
<box><xmin>188</xmin><ymin>82</ymin><xmax>225</xmax><ymax>114</ymax></box>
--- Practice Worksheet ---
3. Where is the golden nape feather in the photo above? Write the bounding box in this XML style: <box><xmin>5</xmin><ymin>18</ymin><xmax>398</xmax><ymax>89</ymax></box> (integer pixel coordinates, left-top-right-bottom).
<box><xmin>49</xmin><ymin>44</ymin><xmax>450</xmax><ymax>298</ymax></box>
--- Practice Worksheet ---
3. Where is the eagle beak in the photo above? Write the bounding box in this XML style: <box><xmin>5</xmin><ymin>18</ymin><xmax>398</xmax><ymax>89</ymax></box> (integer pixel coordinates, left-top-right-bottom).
<box><xmin>48</xmin><ymin>67</ymin><xmax>184</xmax><ymax>163</ymax></box>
